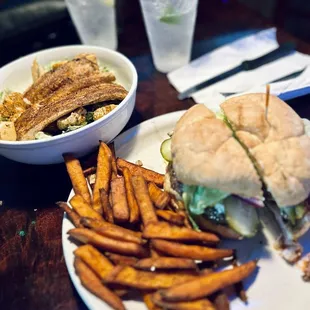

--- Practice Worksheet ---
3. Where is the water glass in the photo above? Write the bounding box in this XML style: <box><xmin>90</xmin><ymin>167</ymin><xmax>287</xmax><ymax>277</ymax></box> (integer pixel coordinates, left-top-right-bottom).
<box><xmin>65</xmin><ymin>0</ymin><xmax>117</xmax><ymax>50</ymax></box>
<box><xmin>139</xmin><ymin>0</ymin><xmax>198</xmax><ymax>73</ymax></box>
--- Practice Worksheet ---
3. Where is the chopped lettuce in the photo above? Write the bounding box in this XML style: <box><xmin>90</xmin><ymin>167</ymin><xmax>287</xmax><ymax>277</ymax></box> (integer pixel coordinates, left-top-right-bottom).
<box><xmin>63</xmin><ymin>122</ymin><xmax>87</xmax><ymax>133</ymax></box>
<box><xmin>295</xmin><ymin>205</ymin><xmax>307</xmax><ymax>220</ymax></box>
<box><xmin>86</xmin><ymin>112</ymin><xmax>94</xmax><ymax>124</ymax></box>
<box><xmin>98</xmin><ymin>61</ymin><xmax>110</xmax><ymax>73</ymax></box>
<box><xmin>182</xmin><ymin>184</ymin><xmax>260</xmax><ymax>237</ymax></box>
<box><xmin>182</xmin><ymin>185</ymin><xmax>229</xmax><ymax>231</ymax></box>
<box><xmin>0</xmin><ymin>89</ymin><xmax>11</xmax><ymax>105</ymax></box>
<box><xmin>281</xmin><ymin>205</ymin><xmax>307</xmax><ymax>226</ymax></box>
<box><xmin>281</xmin><ymin>207</ymin><xmax>296</xmax><ymax>226</ymax></box>
<box><xmin>183</xmin><ymin>185</ymin><xmax>229</xmax><ymax>215</ymax></box>
<box><xmin>182</xmin><ymin>185</ymin><xmax>199</xmax><ymax>229</ymax></box>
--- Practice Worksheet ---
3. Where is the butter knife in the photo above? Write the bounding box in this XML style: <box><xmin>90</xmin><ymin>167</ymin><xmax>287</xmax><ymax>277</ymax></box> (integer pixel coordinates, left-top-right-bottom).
<box><xmin>220</xmin><ymin>67</ymin><xmax>305</xmax><ymax>97</ymax></box>
<box><xmin>178</xmin><ymin>42</ymin><xmax>296</xmax><ymax>100</ymax></box>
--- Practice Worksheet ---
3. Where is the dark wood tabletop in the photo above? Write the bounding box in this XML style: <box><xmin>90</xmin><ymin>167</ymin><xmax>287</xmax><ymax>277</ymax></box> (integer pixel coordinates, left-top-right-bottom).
<box><xmin>1</xmin><ymin>1</ymin><xmax>310</xmax><ymax>309</ymax></box>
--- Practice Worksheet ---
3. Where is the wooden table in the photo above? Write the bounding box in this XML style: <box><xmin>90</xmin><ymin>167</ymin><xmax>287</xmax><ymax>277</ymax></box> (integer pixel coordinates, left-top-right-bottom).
<box><xmin>1</xmin><ymin>1</ymin><xmax>310</xmax><ymax>309</ymax></box>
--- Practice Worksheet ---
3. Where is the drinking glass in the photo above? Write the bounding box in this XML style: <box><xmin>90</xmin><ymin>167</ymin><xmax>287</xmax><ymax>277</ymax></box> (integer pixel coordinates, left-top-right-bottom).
<box><xmin>65</xmin><ymin>0</ymin><xmax>117</xmax><ymax>50</ymax></box>
<box><xmin>139</xmin><ymin>0</ymin><xmax>198</xmax><ymax>73</ymax></box>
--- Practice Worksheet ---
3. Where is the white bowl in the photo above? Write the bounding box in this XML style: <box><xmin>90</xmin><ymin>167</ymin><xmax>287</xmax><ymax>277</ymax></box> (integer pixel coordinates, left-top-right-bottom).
<box><xmin>0</xmin><ymin>46</ymin><xmax>137</xmax><ymax>165</ymax></box>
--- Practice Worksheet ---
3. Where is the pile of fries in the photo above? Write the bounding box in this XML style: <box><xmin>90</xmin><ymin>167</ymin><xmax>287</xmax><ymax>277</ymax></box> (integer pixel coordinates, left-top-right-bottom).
<box><xmin>58</xmin><ymin>141</ymin><xmax>257</xmax><ymax>310</ymax></box>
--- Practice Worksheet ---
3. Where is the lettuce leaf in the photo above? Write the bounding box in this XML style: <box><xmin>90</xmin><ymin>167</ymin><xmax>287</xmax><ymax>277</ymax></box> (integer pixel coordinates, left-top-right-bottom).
<box><xmin>63</xmin><ymin>122</ymin><xmax>87</xmax><ymax>133</ymax></box>
<box><xmin>182</xmin><ymin>184</ymin><xmax>260</xmax><ymax>237</ymax></box>
<box><xmin>0</xmin><ymin>89</ymin><xmax>10</xmax><ymax>105</ymax></box>
<box><xmin>183</xmin><ymin>185</ymin><xmax>229</xmax><ymax>215</ymax></box>
<box><xmin>182</xmin><ymin>185</ymin><xmax>229</xmax><ymax>231</ymax></box>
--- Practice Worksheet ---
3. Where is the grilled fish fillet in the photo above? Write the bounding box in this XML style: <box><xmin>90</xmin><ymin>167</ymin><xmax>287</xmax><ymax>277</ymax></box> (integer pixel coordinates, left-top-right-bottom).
<box><xmin>36</xmin><ymin>73</ymin><xmax>116</xmax><ymax>106</ymax></box>
<box><xmin>23</xmin><ymin>54</ymin><xmax>99</xmax><ymax>104</ymax></box>
<box><xmin>15</xmin><ymin>83</ymin><xmax>128</xmax><ymax>140</ymax></box>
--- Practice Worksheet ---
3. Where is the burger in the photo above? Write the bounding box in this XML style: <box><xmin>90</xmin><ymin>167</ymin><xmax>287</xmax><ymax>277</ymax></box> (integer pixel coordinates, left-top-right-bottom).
<box><xmin>162</xmin><ymin>93</ymin><xmax>310</xmax><ymax>263</ymax></box>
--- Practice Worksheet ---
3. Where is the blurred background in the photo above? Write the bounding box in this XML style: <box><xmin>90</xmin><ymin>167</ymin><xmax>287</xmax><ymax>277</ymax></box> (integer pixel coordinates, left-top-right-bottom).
<box><xmin>0</xmin><ymin>0</ymin><xmax>309</xmax><ymax>67</ymax></box>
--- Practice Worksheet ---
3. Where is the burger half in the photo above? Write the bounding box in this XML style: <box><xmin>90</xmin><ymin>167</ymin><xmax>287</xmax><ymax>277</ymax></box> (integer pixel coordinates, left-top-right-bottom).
<box><xmin>163</xmin><ymin>94</ymin><xmax>310</xmax><ymax>263</ymax></box>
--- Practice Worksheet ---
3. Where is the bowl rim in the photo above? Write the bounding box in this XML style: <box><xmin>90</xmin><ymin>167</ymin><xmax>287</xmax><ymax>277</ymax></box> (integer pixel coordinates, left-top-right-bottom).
<box><xmin>0</xmin><ymin>45</ymin><xmax>138</xmax><ymax>147</ymax></box>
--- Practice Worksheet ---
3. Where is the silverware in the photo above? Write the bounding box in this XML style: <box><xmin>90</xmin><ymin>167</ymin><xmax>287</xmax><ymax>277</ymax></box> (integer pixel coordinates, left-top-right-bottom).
<box><xmin>220</xmin><ymin>68</ymin><xmax>305</xmax><ymax>98</ymax></box>
<box><xmin>178</xmin><ymin>42</ymin><xmax>296</xmax><ymax>100</ymax></box>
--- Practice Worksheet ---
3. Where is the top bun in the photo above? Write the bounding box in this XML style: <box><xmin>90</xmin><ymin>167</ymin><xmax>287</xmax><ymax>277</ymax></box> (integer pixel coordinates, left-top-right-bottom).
<box><xmin>171</xmin><ymin>104</ymin><xmax>262</xmax><ymax>198</ymax></box>
<box><xmin>221</xmin><ymin>93</ymin><xmax>310</xmax><ymax>207</ymax></box>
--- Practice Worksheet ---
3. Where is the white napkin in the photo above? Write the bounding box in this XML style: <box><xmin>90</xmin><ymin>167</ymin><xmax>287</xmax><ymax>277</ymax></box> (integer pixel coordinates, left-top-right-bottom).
<box><xmin>167</xmin><ymin>28</ymin><xmax>310</xmax><ymax>111</ymax></box>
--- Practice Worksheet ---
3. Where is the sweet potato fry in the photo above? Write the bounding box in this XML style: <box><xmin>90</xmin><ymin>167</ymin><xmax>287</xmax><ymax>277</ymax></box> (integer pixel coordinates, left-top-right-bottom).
<box><xmin>170</xmin><ymin>198</ymin><xmax>185</xmax><ymax>211</ymax></box>
<box><xmin>232</xmin><ymin>259</ymin><xmax>247</xmax><ymax>303</ymax></box>
<box><xmin>152</xmin><ymin>240</ymin><xmax>233</xmax><ymax>261</ymax></box>
<box><xmin>68</xmin><ymin>228</ymin><xmax>148</xmax><ymax>258</ymax></box>
<box><xmin>105</xmin><ymin>265</ymin><xmax>198</xmax><ymax>290</ymax></box>
<box><xmin>122</xmin><ymin>167</ymin><xmax>140</xmax><ymax>223</ymax></box>
<box><xmin>74</xmin><ymin>245</ymin><xmax>114</xmax><ymax>280</ymax></box>
<box><xmin>117</xmin><ymin>158</ymin><xmax>164</xmax><ymax>187</ymax></box>
<box><xmin>178</xmin><ymin>210</ymin><xmax>191</xmax><ymax>229</ymax></box>
<box><xmin>100</xmin><ymin>188</ymin><xmax>114</xmax><ymax>223</ymax></box>
<box><xmin>156</xmin><ymin>210</ymin><xmax>185</xmax><ymax>226</ymax></box>
<box><xmin>105</xmin><ymin>253</ymin><xmax>139</xmax><ymax>266</ymax></box>
<box><xmin>93</xmin><ymin>141</ymin><xmax>112</xmax><ymax>214</ymax></box>
<box><xmin>160</xmin><ymin>260</ymin><xmax>257</xmax><ymax>302</ymax></box>
<box><xmin>74</xmin><ymin>258</ymin><xmax>125</xmax><ymax>310</ymax></box>
<box><xmin>57</xmin><ymin>201</ymin><xmax>82</xmax><ymax>228</ymax></box>
<box><xmin>108</xmin><ymin>142</ymin><xmax>118</xmax><ymax>179</ymax></box>
<box><xmin>131</xmin><ymin>175</ymin><xmax>158</xmax><ymax>226</ymax></box>
<box><xmin>75</xmin><ymin>245</ymin><xmax>128</xmax><ymax>297</ymax></box>
<box><xmin>111</xmin><ymin>177</ymin><xmax>129</xmax><ymax>222</ymax></box>
<box><xmin>134</xmin><ymin>257</ymin><xmax>197</xmax><ymax>271</ymax></box>
<box><xmin>148</xmin><ymin>182</ymin><xmax>170</xmax><ymax>209</ymax></box>
<box><xmin>143</xmin><ymin>293</ymin><xmax>162</xmax><ymax>310</ymax></box>
<box><xmin>193</xmin><ymin>215</ymin><xmax>242</xmax><ymax>240</ymax></box>
<box><xmin>143</xmin><ymin>221</ymin><xmax>219</xmax><ymax>244</ymax></box>
<box><xmin>80</xmin><ymin>217</ymin><xmax>142</xmax><ymax>238</ymax></box>
<box><xmin>152</xmin><ymin>292</ymin><xmax>216</xmax><ymax>310</ymax></box>
<box><xmin>70</xmin><ymin>195</ymin><xmax>103</xmax><ymax>221</ymax></box>
<box><xmin>80</xmin><ymin>217</ymin><xmax>144</xmax><ymax>244</ymax></box>
<box><xmin>64</xmin><ymin>154</ymin><xmax>91</xmax><ymax>205</ymax></box>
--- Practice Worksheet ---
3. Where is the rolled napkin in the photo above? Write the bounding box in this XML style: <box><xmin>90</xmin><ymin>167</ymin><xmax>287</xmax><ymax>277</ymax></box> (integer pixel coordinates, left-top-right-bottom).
<box><xmin>168</xmin><ymin>28</ymin><xmax>310</xmax><ymax>111</ymax></box>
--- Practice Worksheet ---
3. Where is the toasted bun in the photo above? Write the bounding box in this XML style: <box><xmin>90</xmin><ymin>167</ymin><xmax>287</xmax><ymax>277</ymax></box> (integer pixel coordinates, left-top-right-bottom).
<box><xmin>221</xmin><ymin>93</ymin><xmax>310</xmax><ymax>207</ymax></box>
<box><xmin>221</xmin><ymin>93</ymin><xmax>304</xmax><ymax>143</ymax></box>
<box><xmin>171</xmin><ymin>104</ymin><xmax>262</xmax><ymax>197</ymax></box>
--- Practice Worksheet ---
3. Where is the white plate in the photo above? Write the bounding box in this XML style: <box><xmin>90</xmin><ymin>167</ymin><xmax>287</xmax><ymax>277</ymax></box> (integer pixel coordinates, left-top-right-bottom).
<box><xmin>62</xmin><ymin>110</ymin><xmax>310</xmax><ymax>310</ymax></box>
